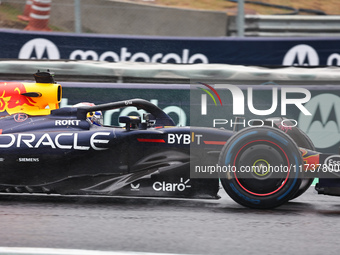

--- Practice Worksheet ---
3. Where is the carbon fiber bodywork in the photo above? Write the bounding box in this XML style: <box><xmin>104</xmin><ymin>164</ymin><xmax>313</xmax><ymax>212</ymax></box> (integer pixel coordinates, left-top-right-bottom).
<box><xmin>0</xmin><ymin>99</ymin><xmax>232</xmax><ymax>199</ymax></box>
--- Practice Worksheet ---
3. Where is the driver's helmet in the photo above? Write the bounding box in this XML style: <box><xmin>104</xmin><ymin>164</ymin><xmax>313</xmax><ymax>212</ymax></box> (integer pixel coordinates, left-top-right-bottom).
<box><xmin>73</xmin><ymin>102</ymin><xmax>103</xmax><ymax>126</ymax></box>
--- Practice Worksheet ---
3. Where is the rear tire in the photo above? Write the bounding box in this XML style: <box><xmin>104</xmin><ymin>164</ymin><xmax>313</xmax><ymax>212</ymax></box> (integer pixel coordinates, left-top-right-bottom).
<box><xmin>290</xmin><ymin>127</ymin><xmax>315</xmax><ymax>199</ymax></box>
<box><xmin>219</xmin><ymin>126</ymin><xmax>303</xmax><ymax>209</ymax></box>
<box><xmin>266</xmin><ymin>117</ymin><xmax>315</xmax><ymax>200</ymax></box>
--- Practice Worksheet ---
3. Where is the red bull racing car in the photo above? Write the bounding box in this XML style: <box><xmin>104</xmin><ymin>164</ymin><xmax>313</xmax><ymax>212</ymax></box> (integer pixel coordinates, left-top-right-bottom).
<box><xmin>0</xmin><ymin>71</ymin><xmax>339</xmax><ymax>209</ymax></box>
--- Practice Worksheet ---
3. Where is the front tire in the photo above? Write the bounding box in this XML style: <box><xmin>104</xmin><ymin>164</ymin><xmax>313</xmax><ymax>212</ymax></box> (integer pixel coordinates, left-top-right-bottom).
<box><xmin>219</xmin><ymin>126</ymin><xmax>303</xmax><ymax>209</ymax></box>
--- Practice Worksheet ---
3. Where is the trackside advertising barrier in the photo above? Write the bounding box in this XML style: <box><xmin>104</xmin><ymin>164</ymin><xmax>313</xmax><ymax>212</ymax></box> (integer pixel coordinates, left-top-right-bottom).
<box><xmin>3</xmin><ymin>29</ymin><xmax>340</xmax><ymax>66</ymax></box>
<box><xmin>2</xmin><ymin>61</ymin><xmax>340</xmax><ymax>85</ymax></box>
<box><xmin>60</xmin><ymin>82</ymin><xmax>340</xmax><ymax>154</ymax></box>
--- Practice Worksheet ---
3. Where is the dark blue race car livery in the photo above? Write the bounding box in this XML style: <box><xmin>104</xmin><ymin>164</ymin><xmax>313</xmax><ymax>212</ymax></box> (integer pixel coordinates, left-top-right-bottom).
<box><xmin>0</xmin><ymin>71</ymin><xmax>339</xmax><ymax>209</ymax></box>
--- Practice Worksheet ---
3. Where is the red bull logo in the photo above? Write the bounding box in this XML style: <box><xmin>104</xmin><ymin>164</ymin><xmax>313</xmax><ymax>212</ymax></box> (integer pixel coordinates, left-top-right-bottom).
<box><xmin>300</xmin><ymin>148</ymin><xmax>320</xmax><ymax>171</ymax></box>
<box><xmin>0</xmin><ymin>82</ymin><xmax>36</xmax><ymax>117</ymax></box>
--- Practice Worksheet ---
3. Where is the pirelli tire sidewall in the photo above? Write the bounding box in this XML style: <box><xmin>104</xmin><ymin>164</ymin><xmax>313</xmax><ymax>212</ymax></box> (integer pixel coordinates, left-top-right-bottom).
<box><xmin>219</xmin><ymin>126</ymin><xmax>303</xmax><ymax>209</ymax></box>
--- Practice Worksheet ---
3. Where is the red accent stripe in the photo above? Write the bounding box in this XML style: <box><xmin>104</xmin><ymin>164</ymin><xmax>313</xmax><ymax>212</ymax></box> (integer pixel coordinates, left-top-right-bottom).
<box><xmin>203</xmin><ymin>141</ymin><xmax>226</xmax><ymax>145</ymax></box>
<box><xmin>0</xmin><ymin>129</ymin><xmax>2</xmax><ymax>134</ymax></box>
<box><xmin>137</xmin><ymin>138</ymin><xmax>166</xmax><ymax>143</ymax></box>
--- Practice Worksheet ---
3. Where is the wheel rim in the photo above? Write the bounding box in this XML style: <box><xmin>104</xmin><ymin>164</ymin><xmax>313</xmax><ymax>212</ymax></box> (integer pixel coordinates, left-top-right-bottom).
<box><xmin>232</xmin><ymin>140</ymin><xmax>291</xmax><ymax>196</ymax></box>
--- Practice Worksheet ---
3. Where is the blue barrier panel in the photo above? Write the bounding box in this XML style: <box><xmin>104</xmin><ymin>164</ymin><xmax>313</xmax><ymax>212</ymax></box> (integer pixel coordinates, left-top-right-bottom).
<box><xmin>61</xmin><ymin>82</ymin><xmax>190</xmax><ymax>128</ymax></box>
<box><xmin>2</xmin><ymin>29</ymin><xmax>340</xmax><ymax>66</ymax></box>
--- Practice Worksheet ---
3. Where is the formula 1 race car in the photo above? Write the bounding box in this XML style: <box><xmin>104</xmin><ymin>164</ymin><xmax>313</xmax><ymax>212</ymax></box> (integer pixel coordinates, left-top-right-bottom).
<box><xmin>0</xmin><ymin>71</ymin><xmax>339</xmax><ymax>209</ymax></box>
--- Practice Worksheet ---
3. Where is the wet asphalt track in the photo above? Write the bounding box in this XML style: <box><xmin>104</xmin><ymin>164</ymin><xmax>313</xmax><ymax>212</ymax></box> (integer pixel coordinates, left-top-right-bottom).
<box><xmin>0</xmin><ymin>188</ymin><xmax>340</xmax><ymax>255</ymax></box>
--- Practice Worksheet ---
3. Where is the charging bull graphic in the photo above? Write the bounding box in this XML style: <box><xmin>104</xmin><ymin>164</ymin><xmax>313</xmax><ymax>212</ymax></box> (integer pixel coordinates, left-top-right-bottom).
<box><xmin>0</xmin><ymin>82</ymin><xmax>37</xmax><ymax>117</ymax></box>
<box><xmin>0</xmin><ymin>72</ymin><xmax>62</xmax><ymax>117</ymax></box>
